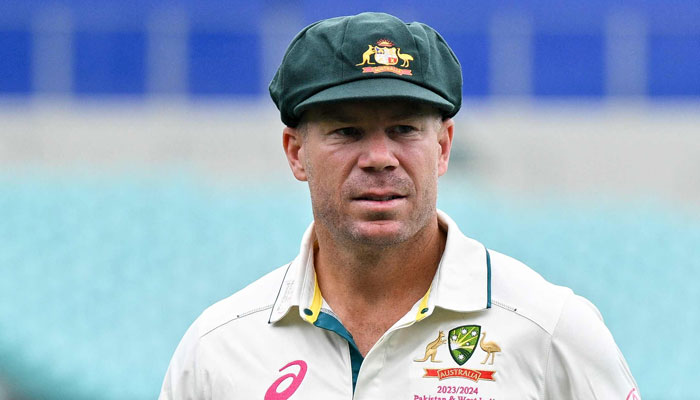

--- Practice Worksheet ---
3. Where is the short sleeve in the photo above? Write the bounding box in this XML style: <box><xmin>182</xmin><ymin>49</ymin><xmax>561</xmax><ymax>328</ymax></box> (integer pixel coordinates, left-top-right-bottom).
<box><xmin>543</xmin><ymin>294</ymin><xmax>640</xmax><ymax>399</ymax></box>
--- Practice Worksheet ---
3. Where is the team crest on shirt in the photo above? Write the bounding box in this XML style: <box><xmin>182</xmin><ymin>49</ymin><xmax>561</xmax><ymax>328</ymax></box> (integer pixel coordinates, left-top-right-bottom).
<box><xmin>448</xmin><ymin>325</ymin><xmax>481</xmax><ymax>365</ymax></box>
<box><xmin>416</xmin><ymin>326</ymin><xmax>500</xmax><ymax>382</ymax></box>
<box><xmin>356</xmin><ymin>39</ymin><xmax>413</xmax><ymax>76</ymax></box>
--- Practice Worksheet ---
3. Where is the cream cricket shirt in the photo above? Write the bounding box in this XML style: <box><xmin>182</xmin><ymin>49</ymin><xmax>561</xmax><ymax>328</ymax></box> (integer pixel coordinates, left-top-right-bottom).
<box><xmin>160</xmin><ymin>211</ymin><xmax>640</xmax><ymax>400</ymax></box>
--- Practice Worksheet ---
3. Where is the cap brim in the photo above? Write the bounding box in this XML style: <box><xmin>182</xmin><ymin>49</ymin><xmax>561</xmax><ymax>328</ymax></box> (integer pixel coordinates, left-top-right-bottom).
<box><xmin>293</xmin><ymin>78</ymin><xmax>454</xmax><ymax>119</ymax></box>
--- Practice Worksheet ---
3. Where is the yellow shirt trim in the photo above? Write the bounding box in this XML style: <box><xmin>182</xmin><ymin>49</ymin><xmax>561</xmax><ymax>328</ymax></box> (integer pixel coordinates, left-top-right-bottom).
<box><xmin>415</xmin><ymin>287</ymin><xmax>432</xmax><ymax>321</ymax></box>
<box><xmin>304</xmin><ymin>273</ymin><xmax>323</xmax><ymax>324</ymax></box>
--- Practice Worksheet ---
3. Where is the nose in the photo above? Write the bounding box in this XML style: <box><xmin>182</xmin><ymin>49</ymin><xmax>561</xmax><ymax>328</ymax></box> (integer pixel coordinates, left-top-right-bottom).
<box><xmin>357</xmin><ymin>131</ymin><xmax>398</xmax><ymax>172</ymax></box>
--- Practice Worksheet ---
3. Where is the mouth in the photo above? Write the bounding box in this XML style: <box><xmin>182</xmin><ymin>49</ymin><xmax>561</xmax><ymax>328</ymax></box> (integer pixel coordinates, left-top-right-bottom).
<box><xmin>350</xmin><ymin>191</ymin><xmax>408</xmax><ymax>214</ymax></box>
<box><xmin>354</xmin><ymin>194</ymin><xmax>406</xmax><ymax>202</ymax></box>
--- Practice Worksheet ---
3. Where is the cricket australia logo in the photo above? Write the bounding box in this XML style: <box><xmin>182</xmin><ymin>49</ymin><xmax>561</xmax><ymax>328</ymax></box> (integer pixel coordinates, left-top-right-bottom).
<box><xmin>356</xmin><ymin>39</ymin><xmax>413</xmax><ymax>76</ymax></box>
<box><xmin>419</xmin><ymin>325</ymin><xmax>497</xmax><ymax>383</ymax></box>
<box><xmin>448</xmin><ymin>325</ymin><xmax>481</xmax><ymax>365</ymax></box>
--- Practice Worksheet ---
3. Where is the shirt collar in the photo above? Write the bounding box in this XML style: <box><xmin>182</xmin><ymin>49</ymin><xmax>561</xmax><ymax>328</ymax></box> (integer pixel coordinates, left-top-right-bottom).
<box><xmin>429</xmin><ymin>210</ymin><xmax>491</xmax><ymax>313</ymax></box>
<box><xmin>268</xmin><ymin>210</ymin><xmax>491</xmax><ymax>324</ymax></box>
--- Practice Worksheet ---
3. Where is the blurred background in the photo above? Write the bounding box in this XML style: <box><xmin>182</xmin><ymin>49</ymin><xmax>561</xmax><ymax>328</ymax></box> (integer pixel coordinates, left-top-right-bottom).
<box><xmin>1</xmin><ymin>0</ymin><xmax>699</xmax><ymax>399</ymax></box>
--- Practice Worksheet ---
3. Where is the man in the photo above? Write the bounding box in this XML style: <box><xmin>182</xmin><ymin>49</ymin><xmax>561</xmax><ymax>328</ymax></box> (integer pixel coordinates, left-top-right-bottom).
<box><xmin>160</xmin><ymin>12</ymin><xmax>640</xmax><ymax>399</ymax></box>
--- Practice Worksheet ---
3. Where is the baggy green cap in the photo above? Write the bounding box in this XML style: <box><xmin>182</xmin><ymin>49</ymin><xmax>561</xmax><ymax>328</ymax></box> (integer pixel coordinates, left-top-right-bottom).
<box><xmin>269</xmin><ymin>12</ymin><xmax>463</xmax><ymax>127</ymax></box>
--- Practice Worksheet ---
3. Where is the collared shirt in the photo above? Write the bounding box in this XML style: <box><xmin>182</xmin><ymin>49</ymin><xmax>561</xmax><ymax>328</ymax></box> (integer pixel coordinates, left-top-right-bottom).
<box><xmin>160</xmin><ymin>211</ymin><xmax>640</xmax><ymax>399</ymax></box>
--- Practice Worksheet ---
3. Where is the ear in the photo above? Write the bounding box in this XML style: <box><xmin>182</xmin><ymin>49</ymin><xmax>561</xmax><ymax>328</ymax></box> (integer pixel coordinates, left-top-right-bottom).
<box><xmin>437</xmin><ymin>118</ymin><xmax>454</xmax><ymax>177</ymax></box>
<box><xmin>282</xmin><ymin>126</ymin><xmax>308</xmax><ymax>181</ymax></box>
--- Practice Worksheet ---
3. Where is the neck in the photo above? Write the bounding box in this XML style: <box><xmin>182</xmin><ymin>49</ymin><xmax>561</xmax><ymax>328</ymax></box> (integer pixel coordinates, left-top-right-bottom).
<box><xmin>313</xmin><ymin>214</ymin><xmax>446</xmax><ymax>319</ymax></box>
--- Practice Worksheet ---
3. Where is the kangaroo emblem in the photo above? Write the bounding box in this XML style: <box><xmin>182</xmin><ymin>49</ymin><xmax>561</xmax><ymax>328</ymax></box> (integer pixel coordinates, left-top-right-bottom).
<box><xmin>356</xmin><ymin>45</ymin><xmax>376</xmax><ymax>66</ymax></box>
<box><xmin>414</xmin><ymin>331</ymin><xmax>447</xmax><ymax>363</ymax></box>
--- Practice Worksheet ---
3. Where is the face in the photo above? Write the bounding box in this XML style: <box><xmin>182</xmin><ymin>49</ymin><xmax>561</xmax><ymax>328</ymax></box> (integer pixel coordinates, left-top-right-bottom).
<box><xmin>283</xmin><ymin>100</ymin><xmax>454</xmax><ymax>248</ymax></box>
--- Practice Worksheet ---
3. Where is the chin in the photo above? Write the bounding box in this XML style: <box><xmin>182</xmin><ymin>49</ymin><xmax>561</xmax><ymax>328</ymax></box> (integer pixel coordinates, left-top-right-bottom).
<box><xmin>347</xmin><ymin>221</ymin><xmax>411</xmax><ymax>246</ymax></box>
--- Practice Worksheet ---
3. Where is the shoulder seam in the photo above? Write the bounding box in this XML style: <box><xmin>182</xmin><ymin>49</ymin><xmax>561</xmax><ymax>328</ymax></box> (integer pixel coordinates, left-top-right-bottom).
<box><xmin>491</xmin><ymin>299</ymin><xmax>517</xmax><ymax>312</ymax></box>
<box><xmin>238</xmin><ymin>304</ymin><xmax>275</xmax><ymax>319</ymax></box>
<box><xmin>491</xmin><ymin>297</ymin><xmax>551</xmax><ymax>335</ymax></box>
<box><xmin>200</xmin><ymin>304</ymin><xmax>274</xmax><ymax>339</ymax></box>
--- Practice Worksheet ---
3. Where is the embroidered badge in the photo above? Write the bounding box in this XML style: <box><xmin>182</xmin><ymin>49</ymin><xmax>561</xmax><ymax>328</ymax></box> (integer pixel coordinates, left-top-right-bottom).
<box><xmin>478</xmin><ymin>331</ymin><xmax>501</xmax><ymax>365</ymax></box>
<box><xmin>420</xmin><ymin>325</ymin><xmax>498</xmax><ymax>383</ymax></box>
<box><xmin>414</xmin><ymin>331</ymin><xmax>447</xmax><ymax>363</ymax></box>
<box><xmin>356</xmin><ymin>39</ymin><xmax>413</xmax><ymax>76</ymax></box>
<box><xmin>448</xmin><ymin>325</ymin><xmax>480</xmax><ymax>366</ymax></box>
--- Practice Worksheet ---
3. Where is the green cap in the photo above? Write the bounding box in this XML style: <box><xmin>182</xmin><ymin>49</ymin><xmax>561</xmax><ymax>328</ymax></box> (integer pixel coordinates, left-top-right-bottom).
<box><xmin>269</xmin><ymin>12</ymin><xmax>463</xmax><ymax>127</ymax></box>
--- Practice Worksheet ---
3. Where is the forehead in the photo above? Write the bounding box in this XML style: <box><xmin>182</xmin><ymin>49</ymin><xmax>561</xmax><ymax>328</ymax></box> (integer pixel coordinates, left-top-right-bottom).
<box><xmin>301</xmin><ymin>100</ymin><xmax>441</xmax><ymax>125</ymax></box>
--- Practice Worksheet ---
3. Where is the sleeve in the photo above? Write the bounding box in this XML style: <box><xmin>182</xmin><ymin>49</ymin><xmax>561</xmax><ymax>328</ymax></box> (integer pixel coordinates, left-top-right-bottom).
<box><xmin>543</xmin><ymin>294</ymin><xmax>641</xmax><ymax>400</ymax></box>
<box><xmin>159</xmin><ymin>322</ymin><xmax>212</xmax><ymax>400</ymax></box>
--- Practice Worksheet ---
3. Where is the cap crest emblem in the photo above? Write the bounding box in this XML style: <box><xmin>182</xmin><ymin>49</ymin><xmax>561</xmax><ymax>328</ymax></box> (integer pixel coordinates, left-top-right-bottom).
<box><xmin>356</xmin><ymin>39</ymin><xmax>413</xmax><ymax>76</ymax></box>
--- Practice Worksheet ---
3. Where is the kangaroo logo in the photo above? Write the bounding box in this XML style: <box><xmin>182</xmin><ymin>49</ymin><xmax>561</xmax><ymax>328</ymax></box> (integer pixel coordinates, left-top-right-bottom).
<box><xmin>356</xmin><ymin>45</ymin><xmax>376</xmax><ymax>66</ymax></box>
<box><xmin>414</xmin><ymin>331</ymin><xmax>447</xmax><ymax>363</ymax></box>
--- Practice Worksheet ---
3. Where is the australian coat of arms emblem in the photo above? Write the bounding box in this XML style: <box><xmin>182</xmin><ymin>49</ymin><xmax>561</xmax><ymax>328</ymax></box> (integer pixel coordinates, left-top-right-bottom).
<box><xmin>356</xmin><ymin>39</ymin><xmax>413</xmax><ymax>75</ymax></box>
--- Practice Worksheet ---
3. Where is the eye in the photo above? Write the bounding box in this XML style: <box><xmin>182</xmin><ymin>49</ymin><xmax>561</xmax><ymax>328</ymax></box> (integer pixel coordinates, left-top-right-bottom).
<box><xmin>331</xmin><ymin>127</ymin><xmax>362</xmax><ymax>138</ymax></box>
<box><xmin>389</xmin><ymin>125</ymin><xmax>417</xmax><ymax>135</ymax></box>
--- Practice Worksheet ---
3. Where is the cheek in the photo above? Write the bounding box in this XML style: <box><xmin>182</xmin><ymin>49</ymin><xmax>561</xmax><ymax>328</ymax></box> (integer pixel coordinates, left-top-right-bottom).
<box><xmin>306</xmin><ymin>152</ymin><xmax>346</xmax><ymax>192</ymax></box>
<box><xmin>320</xmin><ymin>150</ymin><xmax>354</xmax><ymax>179</ymax></box>
<box><xmin>405</xmin><ymin>147</ymin><xmax>440</xmax><ymax>181</ymax></box>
